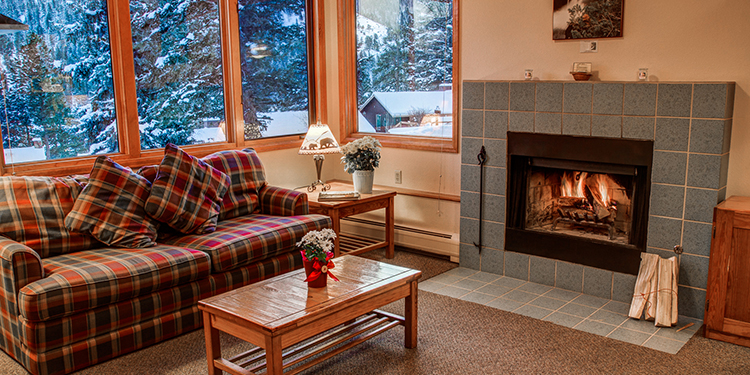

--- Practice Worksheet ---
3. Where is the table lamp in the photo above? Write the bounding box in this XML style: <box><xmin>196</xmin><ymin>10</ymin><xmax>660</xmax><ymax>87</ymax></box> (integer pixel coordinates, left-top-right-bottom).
<box><xmin>299</xmin><ymin>122</ymin><xmax>340</xmax><ymax>192</ymax></box>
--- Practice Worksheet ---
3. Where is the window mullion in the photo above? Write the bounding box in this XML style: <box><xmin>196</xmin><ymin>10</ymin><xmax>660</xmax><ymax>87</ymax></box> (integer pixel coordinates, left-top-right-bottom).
<box><xmin>219</xmin><ymin>0</ymin><xmax>245</xmax><ymax>148</ymax></box>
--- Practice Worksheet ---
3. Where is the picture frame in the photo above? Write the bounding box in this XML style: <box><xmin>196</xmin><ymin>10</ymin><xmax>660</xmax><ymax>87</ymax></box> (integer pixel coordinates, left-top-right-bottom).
<box><xmin>572</xmin><ymin>62</ymin><xmax>592</xmax><ymax>73</ymax></box>
<box><xmin>553</xmin><ymin>0</ymin><xmax>624</xmax><ymax>40</ymax></box>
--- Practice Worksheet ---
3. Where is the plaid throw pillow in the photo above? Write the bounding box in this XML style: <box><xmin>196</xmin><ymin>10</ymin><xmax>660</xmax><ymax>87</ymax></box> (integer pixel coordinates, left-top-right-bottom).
<box><xmin>65</xmin><ymin>156</ymin><xmax>159</xmax><ymax>248</ymax></box>
<box><xmin>202</xmin><ymin>148</ymin><xmax>267</xmax><ymax>220</ymax></box>
<box><xmin>146</xmin><ymin>143</ymin><xmax>231</xmax><ymax>234</ymax></box>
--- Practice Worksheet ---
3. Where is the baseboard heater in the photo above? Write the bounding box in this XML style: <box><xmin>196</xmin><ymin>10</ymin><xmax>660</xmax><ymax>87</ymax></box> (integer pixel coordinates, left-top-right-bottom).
<box><xmin>341</xmin><ymin>217</ymin><xmax>453</xmax><ymax>239</ymax></box>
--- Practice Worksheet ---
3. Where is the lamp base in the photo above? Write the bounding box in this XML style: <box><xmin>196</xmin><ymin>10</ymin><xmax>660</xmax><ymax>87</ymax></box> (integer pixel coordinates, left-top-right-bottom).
<box><xmin>307</xmin><ymin>154</ymin><xmax>331</xmax><ymax>192</ymax></box>
<box><xmin>307</xmin><ymin>179</ymin><xmax>331</xmax><ymax>192</ymax></box>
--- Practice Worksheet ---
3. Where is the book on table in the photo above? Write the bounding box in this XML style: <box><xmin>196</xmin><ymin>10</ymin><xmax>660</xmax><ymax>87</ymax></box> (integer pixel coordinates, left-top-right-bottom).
<box><xmin>318</xmin><ymin>191</ymin><xmax>361</xmax><ymax>201</ymax></box>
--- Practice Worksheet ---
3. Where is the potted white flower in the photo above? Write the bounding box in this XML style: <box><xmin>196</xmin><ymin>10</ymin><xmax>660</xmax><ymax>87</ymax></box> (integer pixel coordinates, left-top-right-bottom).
<box><xmin>340</xmin><ymin>136</ymin><xmax>382</xmax><ymax>193</ymax></box>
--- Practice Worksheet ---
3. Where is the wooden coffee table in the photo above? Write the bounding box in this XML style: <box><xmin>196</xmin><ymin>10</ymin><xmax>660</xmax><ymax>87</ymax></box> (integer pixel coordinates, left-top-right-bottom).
<box><xmin>198</xmin><ymin>255</ymin><xmax>421</xmax><ymax>375</ymax></box>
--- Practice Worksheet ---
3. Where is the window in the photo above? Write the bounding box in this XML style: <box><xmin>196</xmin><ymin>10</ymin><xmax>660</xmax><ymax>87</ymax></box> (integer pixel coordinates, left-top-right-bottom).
<box><xmin>0</xmin><ymin>0</ymin><xmax>321</xmax><ymax>175</ymax></box>
<box><xmin>338</xmin><ymin>0</ymin><xmax>459</xmax><ymax>152</ymax></box>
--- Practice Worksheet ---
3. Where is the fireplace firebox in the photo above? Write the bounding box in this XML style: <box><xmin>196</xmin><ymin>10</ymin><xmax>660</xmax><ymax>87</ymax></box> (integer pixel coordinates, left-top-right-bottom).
<box><xmin>506</xmin><ymin>132</ymin><xmax>653</xmax><ymax>275</ymax></box>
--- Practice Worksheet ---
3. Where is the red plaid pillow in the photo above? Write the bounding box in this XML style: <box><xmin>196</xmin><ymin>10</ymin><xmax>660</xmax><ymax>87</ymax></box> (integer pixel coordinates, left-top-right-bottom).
<box><xmin>65</xmin><ymin>156</ymin><xmax>159</xmax><ymax>248</ymax></box>
<box><xmin>146</xmin><ymin>143</ymin><xmax>230</xmax><ymax>234</ymax></box>
<box><xmin>202</xmin><ymin>148</ymin><xmax>267</xmax><ymax>220</ymax></box>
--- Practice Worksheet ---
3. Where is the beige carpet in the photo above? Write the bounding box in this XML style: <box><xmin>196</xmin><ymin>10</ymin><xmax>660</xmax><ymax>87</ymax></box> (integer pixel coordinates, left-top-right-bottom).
<box><xmin>2</xmin><ymin>249</ymin><xmax>750</xmax><ymax>374</ymax></box>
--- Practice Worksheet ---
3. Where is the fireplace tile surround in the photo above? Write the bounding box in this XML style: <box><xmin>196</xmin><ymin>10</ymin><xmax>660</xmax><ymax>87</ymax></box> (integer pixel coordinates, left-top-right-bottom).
<box><xmin>459</xmin><ymin>80</ymin><xmax>735</xmax><ymax>319</ymax></box>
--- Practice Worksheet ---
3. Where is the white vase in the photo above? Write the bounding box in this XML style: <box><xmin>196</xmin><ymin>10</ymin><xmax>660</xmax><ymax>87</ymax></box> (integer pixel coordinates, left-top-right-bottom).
<box><xmin>352</xmin><ymin>170</ymin><xmax>374</xmax><ymax>194</ymax></box>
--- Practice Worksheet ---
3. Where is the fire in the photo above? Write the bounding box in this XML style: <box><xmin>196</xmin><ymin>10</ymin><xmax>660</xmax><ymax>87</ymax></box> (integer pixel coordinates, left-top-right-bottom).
<box><xmin>561</xmin><ymin>171</ymin><xmax>587</xmax><ymax>198</ymax></box>
<box><xmin>593</xmin><ymin>174</ymin><xmax>611</xmax><ymax>206</ymax></box>
<box><xmin>560</xmin><ymin>171</ymin><xmax>612</xmax><ymax>208</ymax></box>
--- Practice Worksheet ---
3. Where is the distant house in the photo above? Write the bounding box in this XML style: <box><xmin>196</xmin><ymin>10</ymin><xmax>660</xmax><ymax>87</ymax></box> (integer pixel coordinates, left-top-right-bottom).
<box><xmin>359</xmin><ymin>90</ymin><xmax>452</xmax><ymax>132</ymax></box>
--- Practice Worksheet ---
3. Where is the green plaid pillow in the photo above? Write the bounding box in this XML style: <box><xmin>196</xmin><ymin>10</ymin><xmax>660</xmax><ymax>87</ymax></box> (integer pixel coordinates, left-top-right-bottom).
<box><xmin>145</xmin><ymin>143</ymin><xmax>230</xmax><ymax>234</ymax></box>
<box><xmin>65</xmin><ymin>156</ymin><xmax>159</xmax><ymax>248</ymax></box>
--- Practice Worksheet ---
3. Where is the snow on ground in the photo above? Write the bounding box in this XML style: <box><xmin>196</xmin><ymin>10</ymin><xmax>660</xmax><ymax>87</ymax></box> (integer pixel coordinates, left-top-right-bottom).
<box><xmin>192</xmin><ymin>126</ymin><xmax>226</xmax><ymax>143</ymax></box>
<box><xmin>259</xmin><ymin>111</ymin><xmax>308</xmax><ymax>137</ymax></box>
<box><xmin>4</xmin><ymin>146</ymin><xmax>47</xmax><ymax>164</ymax></box>
<box><xmin>387</xmin><ymin>124</ymin><xmax>452</xmax><ymax>138</ymax></box>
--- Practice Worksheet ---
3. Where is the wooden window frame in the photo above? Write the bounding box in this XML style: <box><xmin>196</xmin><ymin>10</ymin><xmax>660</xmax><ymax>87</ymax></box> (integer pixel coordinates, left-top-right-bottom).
<box><xmin>336</xmin><ymin>0</ymin><xmax>460</xmax><ymax>153</ymax></box>
<box><xmin>1</xmin><ymin>0</ymin><xmax>326</xmax><ymax>177</ymax></box>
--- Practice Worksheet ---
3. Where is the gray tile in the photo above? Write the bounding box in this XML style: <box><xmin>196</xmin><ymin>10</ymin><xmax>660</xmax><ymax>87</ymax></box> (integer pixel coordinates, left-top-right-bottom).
<box><xmin>572</xmin><ymin>294</ymin><xmax>609</xmax><ymax>309</ymax></box>
<box><xmin>481</xmin><ymin>248</ymin><xmax>504</xmax><ymax>275</ymax></box>
<box><xmin>433</xmin><ymin>285</ymin><xmax>471</xmax><ymax>299</ymax></box>
<box><xmin>461</xmin><ymin>137</ymin><xmax>483</xmax><ymax>165</ymax></box>
<box><xmin>564</xmin><ymin>82</ymin><xmax>593</xmax><ymax>114</ymax></box>
<box><xmin>593</xmin><ymin>83</ymin><xmax>623</xmax><ymax>115</ymax></box>
<box><xmin>459</xmin><ymin>243</ymin><xmax>480</xmax><ymax>270</ymax></box>
<box><xmin>504</xmin><ymin>289</ymin><xmax>538</xmax><ymax>304</ymax></box>
<box><xmin>556</xmin><ymin>262</ymin><xmax>583</xmax><ymax>292</ymax></box>
<box><xmin>722</xmin><ymin>119</ymin><xmax>733</xmax><ymax>153</ymax></box>
<box><xmin>647</xmin><ymin>216</ymin><xmax>683</xmax><ymax>250</ymax></box>
<box><xmin>536</xmin><ymin>82</ymin><xmax>563</xmax><ymax>112</ymax></box>
<box><xmin>514</xmin><ymin>304</ymin><xmax>553</xmax><ymax>319</ymax></box>
<box><xmin>602</xmin><ymin>301</ymin><xmax>630</xmax><ymax>315</ymax></box>
<box><xmin>485</xmin><ymin>167</ymin><xmax>506</xmax><ymax>196</ymax></box>
<box><xmin>530</xmin><ymin>256</ymin><xmax>556</xmax><ymax>286</ymax></box>
<box><xmin>461</xmin><ymin>292</ymin><xmax>497</xmax><ymax>305</ymax></box>
<box><xmin>687</xmin><ymin>153</ymin><xmax>722</xmax><ymax>189</ymax></box>
<box><xmin>657</xmin><ymin>84</ymin><xmax>692</xmax><ymax>117</ymax></box>
<box><xmin>476</xmin><ymin>283</ymin><xmax>512</xmax><ymax>297</ymax></box>
<box><xmin>612</xmin><ymin>273</ymin><xmax>637</xmax><ymax>303</ymax></box>
<box><xmin>461</xmin><ymin>164</ymin><xmax>480</xmax><ymax>192</ymax></box>
<box><xmin>492</xmin><ymin>276</ymin><xmax>526</xmax><ymax>289</ymax></box>
<box><xmin>467</xmin><ymin>271</ymin><xmax>502</xmax><ymax>283</ymax></box>
<box><xmin>655</xmin><ymin>323</ymin><xmax>701</xmax><ymax>341</ymax></box>
<box><xmin>588</xmin><ymin>309</ymin><xmax>628</xmax><ymax>326</ymax></box>
<box><xmin>485</xmin><ymin>111</ymin><xmax>508</xmax><ymax>139</ymax></box>
<box><xmin>678</xmin><ymin>286</ymin><xmax>706</xmax><ymax>319</ymax></box>
<box><xmin>621</xmin><ymin>318</ymin><xmax>660</xmax><ymax>334</ymax></box>
<box><xmin>508</xmin><ymin>112</ymin><xmax>534</xmax><ymax>132</ymax></box>
<box><xmin>583</xmin><ymin>267</ymin><xmax>613</xmax><ymax>300</ymax></box>
<box><xmin>535</xmin><ymin>113</ymin><xmax>562</xmax><ymax>134</ymax></box>
<box><xmin>483</xmin><ymin>194</ymin><xmax>506</xmax><ymax>223</ymax></box>
<box><xmin>486</xmin><ymin>297</ymin><xmax>524</xmax><ymax>312</ymax></box>
<box><xmin>684</xmin><ymin>188</ymin><xmax>721</xmax><ymax>223</ymax></box>
<box><xmin>643</xmin><ymin>335</ymin><xmax>687</xmax><ymax>355</ymax></box>
<box><xmin>463</xmin><ymin>81</ymin><xmax>484</xmax><ymax>109</ymax></box>
<box><xmin>510</xmin><ymin>82</ymin><xmax>536</xmax><ymax>111</ymax></box>
<box><xmin>652</xmin><ymin>151</ymin><xmax>687</xmax><ymax>185</ymax></box>
<box><xmin>682</xmin><ymin>221</ymin><xmax>712</xmax><ymax>257</ymax></box>
<box><xmin>721</xmin><ymin>153</ymin><xmax>729</xmax><ymax>188</ymax></box>
<box><xmin>592</xmin><ymin>116</ymin><xmax>621</xmax><ymax>138</ymax></box>
<box><xmin>544</xmin><ymin>288</ymin><xmax>581</xmax><ymax>302</ymax></box>
<box><xmin>726</xmin><ymin>83</ymin><xmax>736</xmax><ymax>119</ymax></box>
<box><xmin>608</xmin><ymin>327</ymin><xmax>651</xmax><ymax>346</ymax></box>
<box><xmin>485</xmin><ymin>82</ymin><xmax>509</xmax><ymax>110</ymax></box>
<box><xmin>459</xmin><ymin>217</ymin><xmax>478</xmax><ymax>246</ymax></box>
<box><xmin>429</xmin><ymin>272</ymin><xmax>465</xmax><ymax>285</ymax></box>
<box><xmin>680</xmin><ymin>254</ymin><xmax>709</xmax><ymax>289</ymax></box>
<box><xmin>562</xmin><ymin>114</ymin><xmax>591</xmax><ymax>136</ymax></box>
<box><xmin>623</xmin><ymin>116</ymin><xmax>655</xmax><ymax>140</ymax></box>
<box><xmin>461</xmin><ymin>110</ymin><xmax>483</xmax><ymax>137</ymax></box>
<box><xmin>559</xmin><ymin>302</ymin><xmax>597</xmax><ymax>318</ymax></box>
<box><xmin>504</xmin><ymin>251</ymin><xmax>530</xmax><ymax>280</ymax></box>
<box><xmin>544</xmin><ymin>312</ymin><xmax>584</xmax><ymax>328</ymax></box>
<box><xmin>518</xmin><ymin>282</ymin><xmax>553</xmax><ymax>295</ymax></box>
<box><xmin>692</xmin><ymin>83</ymin><xmax>730</xmax><ymax>119</ymax></box>
<box><xmin>460</xmin><ymin>191</ymin><xmax>479</xmax><ymax>219</ymax></box>
<box><xmin>690</xmin><ymin>119</ymin><xmax>729</xmax><ymax>154</ymax></box>
<box><xmin>649</xmin><ymin>184</ymin><xmax>685</xmax><ymax>219</ymax></box>
<box><xmin>530</xmin><ymin>296</ymin><xmax>567</xmax><ymax>310</ymax></box>
<box><xmin>655</xmin><ymin>117</ymin><xmax>690</xmax><ymax>151</ymax></box>
<box><xmin>484</xmin><ymin>221</ymin><xmax>505</xmax><ymax>251</ymax></box>
<box><xmin>484</xmin><ymin>139</ymin><xmax>507</xmax><ymax>168</ymax></box>
<box><xmin>454</xmin><ymin>278</ymin><xmax>488</xmax><ymax>291</ymax></box>
<box><xmin>443</xmin><ymin>267</ymin><xmax>479</xmax><ymax>278</ymax></box>
<box><xmin>624</xmin><ymin>83</ymin><xmax>657</xmax><ymax>116</ymax></box>
<box><xmin>648</xmin><ymin>247</ymin><xmax>679</xmax><ymax>261</ymax></box>
<box><xmin>575</xmin><ymin>320</ymin><xmax>617</xmax><ymax>336</ymax></box>
<box><xmin>418</xmin><ymin>280</ymin><xmax>444</xmax><ymax>293</ymax></box>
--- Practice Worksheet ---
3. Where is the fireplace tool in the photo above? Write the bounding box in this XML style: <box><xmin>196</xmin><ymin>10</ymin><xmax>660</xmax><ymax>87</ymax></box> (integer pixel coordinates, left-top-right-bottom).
<box><xmin>474</xmin><ymin>146</ymin><xmax>487</xmax><ymax>253</ymax></box>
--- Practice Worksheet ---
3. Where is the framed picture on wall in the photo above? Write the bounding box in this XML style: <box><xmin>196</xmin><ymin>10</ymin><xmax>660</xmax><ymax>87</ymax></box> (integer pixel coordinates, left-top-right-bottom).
<box><xmin>553</xmin><ymin>0</ymin><xmax>624</xmax><ymax>40</ymax></box>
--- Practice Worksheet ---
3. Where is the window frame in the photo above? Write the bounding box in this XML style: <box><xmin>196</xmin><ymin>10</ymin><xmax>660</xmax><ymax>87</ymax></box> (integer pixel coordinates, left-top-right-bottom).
<box><xmin>336</xmin><ymin>0</ymin><xmax>460</xmax><ymax>153</ymax></box>
<box><xmin>0</xmin><ymin>0</ymin><xmax>326</xmax><ymax>176</ymax></box>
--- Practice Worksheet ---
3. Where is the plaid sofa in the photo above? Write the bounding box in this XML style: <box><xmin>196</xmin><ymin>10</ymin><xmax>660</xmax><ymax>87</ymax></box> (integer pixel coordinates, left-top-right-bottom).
<box><xmin>0</xmin><ymin>151</ymin><xmax>331</xmax><ymax>375</ymax></box>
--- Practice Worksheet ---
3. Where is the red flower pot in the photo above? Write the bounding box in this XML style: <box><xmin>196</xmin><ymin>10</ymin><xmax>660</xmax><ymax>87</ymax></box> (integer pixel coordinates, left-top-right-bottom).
<box><xmin>303</xmin><ymin>259</ymin><xmax>328</xmax><ymax>288</ymax></box>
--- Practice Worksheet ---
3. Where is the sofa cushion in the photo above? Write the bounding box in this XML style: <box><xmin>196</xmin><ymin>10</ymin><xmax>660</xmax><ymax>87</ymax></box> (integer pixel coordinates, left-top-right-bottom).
<box><xmin>65</xmin><ymin>156</ymin><xmax>160</xmax><ymax>248</ymax></box>
<box><xmin>18</xmin><ymin>246</ymin><xmax>211</xmax><ymax>322</ymax></box>
<box><xmin>201</xmin><ymin>148</ymin><xmax>267</xmax><ymax>220</ymax></box>
<box><xmin>0</xmin><ymin>175</ymin><xmax>98</xmax><ymax>258</ymax></box>
<box><xmin>146</xmin><ymin>143</ymin><xmax>231</xmax><ymax>234</ymax></box>
<box><xmin>160</xmin><ymin>214</ymin><xmax>331</xmax><ymax>273</ymax></box>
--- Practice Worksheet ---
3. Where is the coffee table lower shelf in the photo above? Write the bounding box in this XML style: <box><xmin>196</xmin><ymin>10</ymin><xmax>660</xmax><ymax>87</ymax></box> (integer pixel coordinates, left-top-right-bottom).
<box><xmin>216</xmin><ymin>310</ymin><xmax>404</xmax><ymax>375</ymax></box>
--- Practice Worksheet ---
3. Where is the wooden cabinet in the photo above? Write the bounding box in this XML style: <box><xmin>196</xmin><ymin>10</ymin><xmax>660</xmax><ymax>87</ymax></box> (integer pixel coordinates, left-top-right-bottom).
<box><xmin>705</xmin><ymin>196</ymin><xmax>750</xmax><ymax>347</ymax></box>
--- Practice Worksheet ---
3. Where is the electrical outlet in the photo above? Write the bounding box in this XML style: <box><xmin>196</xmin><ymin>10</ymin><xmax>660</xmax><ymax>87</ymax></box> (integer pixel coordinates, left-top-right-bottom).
<box><xmin>395</xmin><ymin>170</ymin><xmax>402</xmax><ymax>184</ymax></box>
<box><xmin>580</xmin><ymin>40</ymin><xmax>598</xmax><ymax>53</ymax></box>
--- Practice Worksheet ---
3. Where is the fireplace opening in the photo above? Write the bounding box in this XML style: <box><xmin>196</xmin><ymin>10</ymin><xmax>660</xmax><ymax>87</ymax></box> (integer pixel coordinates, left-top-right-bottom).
<box><xmin>506</xmin><ymin>132</ymin><xmax>653</xmax><ymax>275</ymax></box>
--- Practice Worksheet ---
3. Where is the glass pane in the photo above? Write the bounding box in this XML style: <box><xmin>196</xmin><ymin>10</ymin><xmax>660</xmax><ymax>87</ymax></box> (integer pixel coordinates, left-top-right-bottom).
<box><xmin>130</xmin><ymin>0</ymin><xmax>226</xmax><ymax>149</ymax></box>
<box><xmin>356</xmin><ymin>0</ymin><xmax>453</xmax><ymax>138</ymax></box>
<box><xmin>0</xmin><ymin>1</ymin><xmax>118</xmax><ymax>163</ymax></box>
<box><xmin>238</xmin><ymin>0</ymin><xmax>310</xmax><ymax>140</ymax></box>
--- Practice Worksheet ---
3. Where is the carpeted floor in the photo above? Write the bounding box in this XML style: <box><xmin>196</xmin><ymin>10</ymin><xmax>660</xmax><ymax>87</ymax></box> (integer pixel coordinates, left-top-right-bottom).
<box><xmin>2</xmin><ymin>248</ymin><xmax>750</xmax><ymax>374</ymax></box>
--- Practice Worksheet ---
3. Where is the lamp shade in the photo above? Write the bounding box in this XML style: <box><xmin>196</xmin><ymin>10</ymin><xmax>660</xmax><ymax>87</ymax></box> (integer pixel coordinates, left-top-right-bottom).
<box><xmin>0</xmin><ymin>13</ymin><xmax>28</xmax><ymax>35</ymax></box>
<box><xmin>299</xmin><ymin>122</ymin><xmax>340</xmax><ymax>155</ymax></box>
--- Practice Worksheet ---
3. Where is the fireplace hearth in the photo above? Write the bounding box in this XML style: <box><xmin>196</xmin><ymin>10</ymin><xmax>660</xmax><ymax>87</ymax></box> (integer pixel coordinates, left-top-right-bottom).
<box><xmin>506</xmin><ymin>132</ymin><xmax>653</xmax><ymax>274</ymax></box>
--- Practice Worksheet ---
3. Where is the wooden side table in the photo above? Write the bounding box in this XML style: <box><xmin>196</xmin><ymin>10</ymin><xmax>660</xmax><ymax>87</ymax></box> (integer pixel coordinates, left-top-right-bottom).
<box><xmin>303</xmin><ymin>181</ymin><xmax>396</xmax><ymax>259</ymax></box>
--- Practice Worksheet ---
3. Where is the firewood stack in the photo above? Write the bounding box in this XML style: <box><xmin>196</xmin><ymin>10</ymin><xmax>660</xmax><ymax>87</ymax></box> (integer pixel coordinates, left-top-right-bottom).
<box><xmin>628</xmin><ymin>253</ymin><xmax>679</xmax><ymax>327</ymax></box>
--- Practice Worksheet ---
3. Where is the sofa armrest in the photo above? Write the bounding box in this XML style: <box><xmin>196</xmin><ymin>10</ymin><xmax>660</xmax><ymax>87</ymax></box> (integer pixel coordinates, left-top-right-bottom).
<box><xmin>0</xmin><ymin>236</ymin><xmax>44</xmax><ymax>312</ymax></box>
<box><xmin>259</xmin><ymin>185</ymin><xmax>309</xmax><ymax>216</ymax></box>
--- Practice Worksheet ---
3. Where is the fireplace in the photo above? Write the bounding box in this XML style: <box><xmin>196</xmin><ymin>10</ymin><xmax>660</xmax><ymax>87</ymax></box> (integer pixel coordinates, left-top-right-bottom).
<box><xmin>506</xmin><ymin>132</ymin><xmax>653</xmax><ymax>274</ymax></box>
